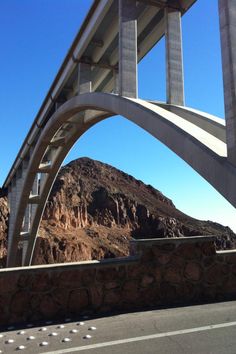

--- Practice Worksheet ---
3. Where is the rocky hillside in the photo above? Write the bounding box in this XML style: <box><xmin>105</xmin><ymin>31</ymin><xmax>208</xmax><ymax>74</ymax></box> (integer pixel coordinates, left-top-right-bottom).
<box><xmin>1</xmin><ymin>157</ymin><xmax>236</xmax><ymax>266</ymax></box>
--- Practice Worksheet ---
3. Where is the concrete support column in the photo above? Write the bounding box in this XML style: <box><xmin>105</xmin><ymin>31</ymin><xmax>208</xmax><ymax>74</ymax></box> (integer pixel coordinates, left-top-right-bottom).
<box><xmin>113</xmin><ymin>69</ymin><xmax>119</xmax><ymax>94</ymax></box>
<box><xmin>23</xmin><ymin>205</ymin><xmax>30</xmax><ymax>233</ymax></box>
<box><xmin>22</xmin><ymin>206</ymin><xmax>30</xmax><ymax>265</ymax></box>
<box><xmin>119</xmin><ymin>0</ymin><xmax>138</xmax><ymax>98</ymax></box>
<box><xmin>165</xmin><ymin>6</ymin><xmax>184</xmax><ymax>106</ymax></box>
<box><xmin>21</xmin><ymin>241</ymin><xmax>28</xmax><ymax>266</ymax></box>
<box><xmin>219</xmin><ymin>0</ymin><xmax>236</xmax><ymax>165</ymax></box>
<box><xmin>31</xmin><ymin>175</ymin><xmax>39</xmax><ymax>224</ymax></box>
<box><xmin>7</xmin><ymin>171</ymin><xmax>23</xmax><ymax>266</ymax></box>
<box><xmin>39</xmin><ymin>172</ymin><xmax>47</xmax><ymax>194</ymax></box>
<box><xmin>78</xmin><ymin>63</ymin><xmax>92</xmax><ymax>94</ymax></box>
<box><xmin>22</xmin><ymin>160</ymin><xmax>30</xmax><ymax>233</ymax></box>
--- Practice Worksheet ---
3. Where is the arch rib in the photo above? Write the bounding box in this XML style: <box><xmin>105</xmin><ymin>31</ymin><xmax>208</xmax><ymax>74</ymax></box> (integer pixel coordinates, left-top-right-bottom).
<box><xmin>6</xmin><ymin>92</ymin><xmax>236</xmax><ymax>267</ymax></box>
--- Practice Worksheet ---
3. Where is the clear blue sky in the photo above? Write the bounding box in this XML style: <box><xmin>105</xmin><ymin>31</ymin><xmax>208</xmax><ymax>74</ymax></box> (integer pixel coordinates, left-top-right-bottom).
<box><xmin>1</xmin><ymin>0</ymin><xmax>235</xmax><ymax>231</ymax></box>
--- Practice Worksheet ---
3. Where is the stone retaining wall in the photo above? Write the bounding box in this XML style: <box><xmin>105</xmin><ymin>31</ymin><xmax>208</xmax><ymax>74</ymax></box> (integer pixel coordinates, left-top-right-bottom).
<box><xmin>1</xmin><ymin>236</ymin><xmax>236</xmax><ymax>326</ymax></box>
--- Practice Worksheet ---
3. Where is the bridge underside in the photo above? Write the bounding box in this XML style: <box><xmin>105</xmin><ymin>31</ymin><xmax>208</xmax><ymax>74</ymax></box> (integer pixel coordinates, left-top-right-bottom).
<box><xmin>6</xmin><ymin>92</ymin><xmax>235</xmax><ymax>268</ymax></box>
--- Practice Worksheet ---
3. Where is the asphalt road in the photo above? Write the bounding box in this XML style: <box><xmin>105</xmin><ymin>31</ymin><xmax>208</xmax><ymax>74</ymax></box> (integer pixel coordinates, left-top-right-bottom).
<box><xmin>1</xmin><ymin>300</ymin><xmax>236</xmax><ymax>353</ymax></box>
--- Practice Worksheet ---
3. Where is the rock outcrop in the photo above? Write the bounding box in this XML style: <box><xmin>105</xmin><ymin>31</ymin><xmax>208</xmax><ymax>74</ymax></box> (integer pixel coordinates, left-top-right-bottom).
<box><xmin>34</xmin><ymin>157</ymin><xmax>236</xmax><ymax>264</ymax></box>
<box><xmin>1</xmin><ymin>157</ymin><xmax>236</xmax><ymax>266</ymax></box>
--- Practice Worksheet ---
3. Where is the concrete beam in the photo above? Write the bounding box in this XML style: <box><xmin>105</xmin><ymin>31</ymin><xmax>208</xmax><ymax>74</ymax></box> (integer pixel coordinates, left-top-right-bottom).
<box><xmin>78</xmin><ymin>63</ymin><xmax>92</xmax><ymax>94</ymax></box>
<box><xmin>37</xmin><ymin>162</ymin><xmax>52</xmax><ymax>173</ymax></box>
<box><xmin>165</xmin><ymin>6</ymin><xmax>184</xmax><ymax>106</ymax></box>
<box><xmin>219</xmin><ymin>0</ymin><xmax>236</xmax><ymax>165</ymax></box>
<box><xmin>78</xmin><ymin>58</ymin><xmax>117</xmax><ymax>71</ymax></box>
<box><xmin>91</xmin><ymin>39</ymin><xmax>104</xmax><ymax>47</ymax></box>
<box><xmin>28</xmin><ymin>195</ymin><xmax>40</xmax><ymax>204</ymax></box>
<box><xmin>137</xmin><ymin>0</ymin><xmax>166</xmax><ymax>8</ymax></box>
<box><xmin>119</xmin><ymin>0</ymin><xmax>138</xmax><ymax>98</ymax></box>
<box><xmin>92</xmin><ymin>21</ymin><xmax>118</xmax><ymax>64</ymax></box>
<box><xmin>49</xmin><ymin>137</ymin><xmax>66</xmax><ymax>147</ymax></box>
<box><xmin>19</xmin><ymin>232</ymin><xmax>30</xmax><ymax>241</ymax></box>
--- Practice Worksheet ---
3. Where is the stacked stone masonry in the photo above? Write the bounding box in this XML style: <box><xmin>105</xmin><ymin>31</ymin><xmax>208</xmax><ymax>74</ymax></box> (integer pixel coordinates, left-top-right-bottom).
<box><xmin>1</xmin><ymin>236</ymin><xmax>236</xmax><ymax>326</ymax></box>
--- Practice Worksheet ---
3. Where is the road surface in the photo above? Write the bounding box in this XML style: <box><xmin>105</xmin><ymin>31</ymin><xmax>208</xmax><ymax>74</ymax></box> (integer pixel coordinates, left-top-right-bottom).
<box><xmin>1</xmin><ymin>300</ymin><xmax>236</xmax><ymax>353</ymax></box>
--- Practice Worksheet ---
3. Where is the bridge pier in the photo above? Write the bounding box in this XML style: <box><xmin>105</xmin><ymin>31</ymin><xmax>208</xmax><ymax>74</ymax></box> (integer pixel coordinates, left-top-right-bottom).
<box><xmin>19</xmin><ymin>160</ymin><xmax>31</xmax><ymax>266</ymax></box>
<box><xmin>165</xmin><ymin>6</ymin><xmax>184</xmax><ymax>106</ymax></box>
<box><xmin>30</xmin><ymin>175</ymin><xmax>39</xmax><ymax>220</ymax></box>
<box><xmin>7</xmin><ymin>168</ymin><xmax>25</xmax><ymax>267</ymax></box>
<box><xmin>219</xmin><ymin>0</ymin><xmax>236</xmax><ymax>166</ymax></box>
<box><xmin>118</xmin><ymin>0</ymin><xmax>138</xmax><ymax>98</ymax></box>
<box><xmin>22</xmin><ymin>205</ymin><xmax>30</xmax><ymax>265</ymax></box>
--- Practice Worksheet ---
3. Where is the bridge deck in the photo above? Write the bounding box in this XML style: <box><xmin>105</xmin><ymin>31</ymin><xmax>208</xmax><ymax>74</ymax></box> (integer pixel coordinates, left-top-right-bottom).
<box><xmin>3</xmin><ymin>0</ymin><xmax>196</xmax><ymax>188</ymax></box>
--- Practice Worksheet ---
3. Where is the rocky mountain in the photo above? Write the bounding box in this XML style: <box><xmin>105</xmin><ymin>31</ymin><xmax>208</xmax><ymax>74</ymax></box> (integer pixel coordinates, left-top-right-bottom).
<box><xmin>0</xmin><ymin>157</ymin><xmax>236</xmax><ymax>266</ymax></box>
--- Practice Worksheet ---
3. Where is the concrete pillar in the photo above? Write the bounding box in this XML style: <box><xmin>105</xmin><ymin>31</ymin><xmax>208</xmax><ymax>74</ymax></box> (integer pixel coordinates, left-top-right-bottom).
<box><xmin>7</xmin><ymin>170</ymin><xmax>23</xmax><ymax>266</ymax></box>
<box><xmin>31</xmin><ymin>174</ymin><xmax>39</xmax><ymax>196</ymax></box>
<box><xmin>219</xmin><ymin>0</ymin><xmax>236</xmax><ymax>165</ymax></box>
<box><xmin>21</xmin><ymin>240</ymin><xmax>28</xmax><ymax>266</ymax></box>
<box><xmin>22</xmin><ymin>205</ymin><xmax>30</xmax><ymax>265</ymax></box>
<box><xmin>113</xmin><ymin>69</ymin><xmax>119</xmax><ymax>94</ymax></box>
<box><xmin>22</xmin><ymin>160</ymin><xmax>30</xmax><ymax>233</ymax></box>
<box><xmin>119</xmin><ymin>0</ymin><xmax>138</xmax><ymax>98</ymax></box>
<box><xmin>7</xmin><ymin>159</ymin><xmax>32</xmax><ymax>267</ymax></box>
<box><xmin>23</xmin><ymin>205</ymin><xmax>30</xmax><ymax>233</ymax></box>
<box><xmin>165</xmin><ymin>6</ymin><xmax>184</xmax><ymax>106</ymax></box>
<box><xmin>30</xmin><ymin>174</ymin><xmax>39</xmax><ymax>224</ymax></box>
<box><xmin>78</xmin><ymin>63</ymin><xmax>92</xmax><ymax>94</ymax></box>
<box><xmin>39</xmin><ymin>172</ymin><xmax>47</xmax><ymax>193</ymax></box>
<box><xmin>22</xmin><ymin>204</ymin><xmax>31</xmax><ymax>266</ymax></box>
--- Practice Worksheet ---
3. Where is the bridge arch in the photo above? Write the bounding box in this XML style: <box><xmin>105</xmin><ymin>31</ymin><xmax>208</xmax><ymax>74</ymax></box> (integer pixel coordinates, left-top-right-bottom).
<box><xmin>7</xmin><ymin>92</ymin><xmax>236</xmax><ymax>267</ymax></box>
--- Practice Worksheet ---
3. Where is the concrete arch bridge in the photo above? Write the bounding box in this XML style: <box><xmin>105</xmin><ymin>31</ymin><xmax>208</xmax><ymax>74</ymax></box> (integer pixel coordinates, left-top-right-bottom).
<box><xmin>3</xmin><ymin>0</ymin><xmax>236</xmax><ymax>267</ymax></box>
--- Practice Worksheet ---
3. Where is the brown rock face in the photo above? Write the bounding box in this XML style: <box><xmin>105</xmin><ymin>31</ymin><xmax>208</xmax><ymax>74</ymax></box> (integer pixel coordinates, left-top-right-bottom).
<box><xmin>34</xmin><ymin>157</ymin><xmax>236</xmax><ymax>264</ymax></box>
<box><xmin>0</xmin><ymin>157</ymin><xmax>236</xmax><ymax>266</ymax></box>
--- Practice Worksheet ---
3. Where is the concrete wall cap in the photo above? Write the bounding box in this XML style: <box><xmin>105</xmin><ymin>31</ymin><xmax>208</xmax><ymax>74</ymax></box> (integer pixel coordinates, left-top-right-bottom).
<box><xmin>130</xmin><ymin>236</ymin><xmax>217</xmax><ymax>246</ymax></box>
<box><xmin>0</xmin><ymin>255</ymin><xmax>140</xmax><ymax>274</ymax></box>
<box><xmin>217</xmin><ymin>249</ymin><xmax>236</xmax><ymax>255</ymax></box>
